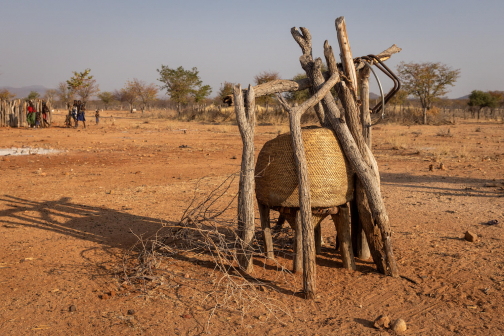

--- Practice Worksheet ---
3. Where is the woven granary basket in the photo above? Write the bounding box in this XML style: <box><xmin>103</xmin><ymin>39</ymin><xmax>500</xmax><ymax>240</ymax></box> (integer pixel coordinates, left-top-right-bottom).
<box><xmin>255</xmin><ymin>127</ymin><xmax>354</xmax><ymax>208</ymax></box>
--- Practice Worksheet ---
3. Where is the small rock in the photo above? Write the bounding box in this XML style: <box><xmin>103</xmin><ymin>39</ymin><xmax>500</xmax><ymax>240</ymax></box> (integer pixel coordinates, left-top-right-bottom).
<box><xmin>101</xmin><ymin>294</ymin><xmax>109</xmax><ymax>300</ymax></box>
<box><xmin>231</xmin><ymin>156</ymin><xmax>237</xmax><ymax>159</ymax></box>
<box><xmin>465</xmin><ymin>231</ymin><xmax>478</xmax><ymax>242</ymax></box>
<box><xmin>109</xmin><ymin>290</ymin><xmax>116</xmax><ymax>297</ymax></box>
<box><xmin>69</xmin><ymin>305</ymin><xmax>76</xmax><ymax>312</ymax></box>
<box><xmin>448</xmin><ymin>325</ymin><xmax>456</xmax><ymax>332</ymax></box>
<box><xmin>182</xmin><ymin>314</ymin><xmax>192</xmax><ymax>319</ymax></box>
<box><xmin>392</xmin><ymin>318</ymin><xmax>407</xmax><ymax>332</ymax></box>
<box><xmin>127</xmin><ymin>309</ymin><xmax>135</xmax><ymax>315</ymax></box>
<box><xmin>373</xmin><ymin>314</ymin><xmax>390</xmax><ymax>329</ymax></box>
<box><xmin>184</xmin><ymin>274</ymin><xmax>190</xmax><ymax>279</ymax></box>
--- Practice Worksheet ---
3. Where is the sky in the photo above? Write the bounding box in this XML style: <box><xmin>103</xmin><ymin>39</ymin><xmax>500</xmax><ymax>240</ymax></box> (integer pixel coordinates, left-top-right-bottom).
<box><xmin>1</xmin><ymin>0</ymin><xmax>503</xmax><ymax>99</ymax></box>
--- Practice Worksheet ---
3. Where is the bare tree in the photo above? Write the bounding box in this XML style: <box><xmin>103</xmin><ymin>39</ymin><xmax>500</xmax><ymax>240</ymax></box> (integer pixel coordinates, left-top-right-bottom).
<box><xmin>57</xmin><ymin>82</ymin><xmax>74</xmax><ymax>108</ymax></box>
<box><xmin>43</xmin><ymin>89</ymin><xmax>58</xmax><ymax>106</ymax></box>
<box><xmin>114</xmin><ymin>86</ymin><xmax>137</xmax><ymax>113</ymax></box>
<box><xmin>127</xmin><ymin>79</ymin><xmax>158</xmax><ymax>113</ymax></box>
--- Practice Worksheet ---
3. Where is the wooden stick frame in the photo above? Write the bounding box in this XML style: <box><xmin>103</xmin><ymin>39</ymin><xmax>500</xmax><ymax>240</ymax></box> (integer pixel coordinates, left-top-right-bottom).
<box><xmin>234</xmin><ymin>16</ymin><xmax>401</xmax><ymax>299</ymax></box>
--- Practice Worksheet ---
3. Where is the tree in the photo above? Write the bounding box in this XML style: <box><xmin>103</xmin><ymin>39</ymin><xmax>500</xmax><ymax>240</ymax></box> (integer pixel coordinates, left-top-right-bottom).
<box><xmin>217</xmin><ymin>81</ymin><xmax>234</xmax><ymax>104</ymax></box>
<box><xmin>468</xmin><ymin>90</ymin><xmax>500</xmax><ymax>120</ymax></box>
<box><xmin>43</xmin><ymin>89</ymin><xmax>57</xmax><ymax>106</ymax></box>
<box><xmin>114</xmin><ymin>85</ymin><xmax>137</xmax><ymax>113</ymax></box>
<box><xmin>157</xmin><ymin>65</ymin><xmax>212</xmax><ymax>115</ymax></box>
<box><xmin>66</xmin><ymin>68</ymin><xmax>100</xmax><ymax>103</ymax></box>
<box><xmin>397</xmin><ymin>62</ymin><xmax>460</xmax><ymax>124</ymax></box>
<box><xmin>26</xmin><ymin>91</ymin><xmax>40</xmax><ymax>101</ymax></box>
<box><xmin>285</xmin><ymin>73</ymin><xmax>311</xmax><ymax>104</ymax></box>
<box><xmin>254</xmin><ymin>71</ymin><xmax>280</xmax><ymax>106</ymax></box>
<box><xmin>57</xmin><ymin>82</ymin><xmax>74</xmax><ymax>108</ymax></box>
<box><xmin>488</xmin><ymin>91</ymin><xmax>504</xmax><ymax>109</ymax></box>
<box><xmin>388</xmin><ymin>89</ymin><xmax>408</xmax><ymax>106</ymax></box>
<box><xmin>0</xmin><ymin>89</ymin><xmax>15</xmax><ymax>101</ymax></box>
<box><xmin>285</xmin><ymin>65</ymin><xmax>334</xmax><ymax>105</ymax></box>
<box><xmin>97</xmin><ymin>91</ymin><xmax>115</xmax><ymax>110</ymax></box>
<box><xmin>127</xmin><ymin>79</ymin><xmax>158</xmax><ymax>113</ymax></box>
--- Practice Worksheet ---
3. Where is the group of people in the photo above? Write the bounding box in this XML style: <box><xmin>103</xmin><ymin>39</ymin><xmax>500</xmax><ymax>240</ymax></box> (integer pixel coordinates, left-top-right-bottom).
<box><xmin>26</xmin><ymin>101</ymin><xmax>50</xmax><ymax>128</ymax></box>
<box><xmin>65</xmin><ymin>100</ymin><xmax>100</xmax><ymax>128</ymax></box>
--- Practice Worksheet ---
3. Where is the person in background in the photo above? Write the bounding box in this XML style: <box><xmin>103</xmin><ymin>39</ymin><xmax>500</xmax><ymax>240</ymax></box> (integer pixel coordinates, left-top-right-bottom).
<box><xmin>42</xmin><ymin>101</ymin><xmax>50</xmax><ymax>127</ymax></box>
<box><xmin>95</xmin><ymin>109</ymin><xmax>100</xmax><ymax>125</ymax></box>
<box><xmin>26</xmin><ymin>102</ymin><xmax>36</xmax><ymax>128</ymax></box>
<box><xmin>76</xmin><ymin>102</ymin><xmax>86</xmax><ymax>129</ymax></box>
<box><xmin>35</xmin><ymin>109</ymin><xmax>41</xmax><ymax>129</ymax></box>
<box><xmin>71</xmin><ymin>101</ymin><xmax>78</xmax><ymax>126</ymax></box>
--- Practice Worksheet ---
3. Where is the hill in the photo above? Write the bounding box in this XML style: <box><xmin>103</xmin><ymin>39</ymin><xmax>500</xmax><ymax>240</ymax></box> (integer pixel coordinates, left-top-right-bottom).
<box><xmin>0</xmin><ymin>85</ymin><xmax>50</xmax><ymax>99</ymax></box>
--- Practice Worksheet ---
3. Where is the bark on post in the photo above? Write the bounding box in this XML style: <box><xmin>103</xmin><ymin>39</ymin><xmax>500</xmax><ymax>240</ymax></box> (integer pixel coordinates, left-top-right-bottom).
<box><xmin>258</xmin><ymin>203</ymin><xmax>274</xmax><ymax>259</ymax></box>
<box><xmin>334</xmin><ymin>18</ymin><xmax>399</xmax><ymax>276</ymax></box>
<box><xmin>352</xmin><ymin>62</ymin><xmax>372</xmax><ymax>261</ymax></box>
<box><xmin>335</xmin><ymin>17</ymin><xmax>358</xmax><ymax>93</ymax></box>
<box><xmin>276</xmin><ymin>71</ymin><xmax>340</xmax><ymax>299</ymax></box>
<box><xmin>332</xmin><ymin>204</ymin><xmax>356</xmax><ymax>270</ymax></box>
<box><xmin>234</xmin><ymin>84</ymin><xmax>256</xmax><ymax>273</ymax></box>
<box><xmin>290</xmin><ymin>25</ymin><xmax>399</xmax><ymax>277</ymax></box>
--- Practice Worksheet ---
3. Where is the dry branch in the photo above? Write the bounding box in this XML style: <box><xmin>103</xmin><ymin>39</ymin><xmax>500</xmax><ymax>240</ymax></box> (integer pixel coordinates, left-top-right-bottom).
<box><xmin>121</xmin><ymin>175</ymin><xmax>294</xmax><ymax>331</ymax></box>
<box><xmin>245</xmin><ymin>44</ymin><xmax>401</xmax><ymax>99</ymax></box>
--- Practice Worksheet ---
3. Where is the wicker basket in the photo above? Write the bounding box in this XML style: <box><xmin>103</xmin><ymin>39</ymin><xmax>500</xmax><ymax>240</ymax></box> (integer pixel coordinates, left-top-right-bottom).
<box><xmin>255</xmin><ymin>127</ymin><xmax>354</xmax><ymax>208</ymax></box>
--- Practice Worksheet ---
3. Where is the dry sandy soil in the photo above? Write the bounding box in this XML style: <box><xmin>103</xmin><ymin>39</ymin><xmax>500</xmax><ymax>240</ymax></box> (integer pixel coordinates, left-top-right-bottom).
<box><xmin>0</xmin><ymin>110</ymin><xmax>503</xmax><ymax>335</ymax></box>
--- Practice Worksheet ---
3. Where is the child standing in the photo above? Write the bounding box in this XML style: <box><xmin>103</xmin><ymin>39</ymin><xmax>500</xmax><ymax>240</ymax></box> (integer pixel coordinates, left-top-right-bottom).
<box><xmin>95</xmin><ymin>109</ymin><xmax>100</xmax><ymax>125</ymax></box>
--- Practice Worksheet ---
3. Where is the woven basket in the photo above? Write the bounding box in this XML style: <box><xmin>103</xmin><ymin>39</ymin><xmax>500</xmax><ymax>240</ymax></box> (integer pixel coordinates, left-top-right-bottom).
<box><xmin>255</xmin><ymin>127</ymin><xmax>354</xmax><ymax>208</ymax></box>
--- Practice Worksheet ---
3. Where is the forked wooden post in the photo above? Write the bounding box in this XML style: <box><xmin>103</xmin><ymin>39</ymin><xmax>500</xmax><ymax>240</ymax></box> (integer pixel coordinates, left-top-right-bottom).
<box><xmin>275</xmin><ymin>72</ymin><xmax>340</xmax><ymax>299</ymax></box>
<box><xmin>234</xmin><ymin>84</ymin><xmax>256</xmax><ymax>273</ymax></box>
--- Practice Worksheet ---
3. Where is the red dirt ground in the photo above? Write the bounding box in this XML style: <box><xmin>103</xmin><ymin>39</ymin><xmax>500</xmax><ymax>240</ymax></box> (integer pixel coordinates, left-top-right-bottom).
<box><xmin>1</xmin><ymin>110</ymin><xmax>503</xmax><ymax>335</ymax></box>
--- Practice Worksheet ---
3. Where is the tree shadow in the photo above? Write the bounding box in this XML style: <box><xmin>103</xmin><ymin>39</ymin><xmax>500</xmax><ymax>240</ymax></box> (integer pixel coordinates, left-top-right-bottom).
<box><xmin>380</xmin><ymin>172</ymin><xmax>504</xmax><ymax>198</ymax></box>
<box><xmin>0</xmin><ymin>194</ymin><xmax>170</xmax><ymax>249</ymax></box>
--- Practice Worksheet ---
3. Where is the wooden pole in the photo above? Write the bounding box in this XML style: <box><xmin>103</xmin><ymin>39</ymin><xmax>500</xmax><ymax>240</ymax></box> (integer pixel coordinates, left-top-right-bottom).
<box><xmin>353</xmin><ymin>61</ymin><xmax>372</xmax><ymax>261</ymax></box>
<box><xmin>234</xmin><ymin>84</ymin><xmax>256</xmax><ymax>273</ymax></box>
<box><xmin>258</xmin><ymin>203</ymin><xmax>274</xmax><ymax>259</ymax></box>
<box><xmin>332</xmin><ymin>204</ymin><xmax>356</xmax><ymax>270</ymax></box>
<box><xmin>275</xmin><ymin>71</ymin><xmax>340</xmax><ymax>299</ymax></box>
<box><xmin>335</xmin><ymin>17</ymin><xmax>358</xmax><ymax>93</ymax></box>
<box><xmin>233</xmin><ymin>85</ymin><xmax>255</xmax><ymax>272</ymax></box>
<box><xmin>290</xmin><ymin>25</ymin><xmax>399</xmax><ymax>277</ymax></box>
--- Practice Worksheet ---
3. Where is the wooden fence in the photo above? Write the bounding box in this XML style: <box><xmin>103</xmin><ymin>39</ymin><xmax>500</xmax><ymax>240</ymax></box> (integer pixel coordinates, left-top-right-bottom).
<box><xmin>0</xmin><ymin>100</ymin><xmax>53</xmax><ymax>128</ymax></box>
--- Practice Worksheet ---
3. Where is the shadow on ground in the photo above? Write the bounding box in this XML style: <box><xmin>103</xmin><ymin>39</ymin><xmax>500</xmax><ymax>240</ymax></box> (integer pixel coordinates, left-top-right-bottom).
<box><xmin>0</xmin><ymin>195</ymin><xmax>170</xmax><ymax>248</ymax></box>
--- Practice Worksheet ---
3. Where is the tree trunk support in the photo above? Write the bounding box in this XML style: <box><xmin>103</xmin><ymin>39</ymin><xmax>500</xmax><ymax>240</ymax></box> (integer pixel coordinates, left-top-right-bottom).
<box><xmin>332</xmin><ymin>204</ymin><xmax>356</xmax><ymax>270</ymax></box>
<box><xmin>234</xmin><ymin>84</ymin><xmax>256</xmax><ymax>273</ymax></box>
<box><xmin>290</xmin><ymin>21</ymin><xmax>399</xmax><ymax>277</ymax></box>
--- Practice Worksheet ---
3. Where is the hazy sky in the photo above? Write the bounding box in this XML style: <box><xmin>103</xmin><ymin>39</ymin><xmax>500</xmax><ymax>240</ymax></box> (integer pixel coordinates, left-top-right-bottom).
<box><xmin>1</xmin><ymin>0</ymin><xmax>503</xmax><ymax>98</ymax></box>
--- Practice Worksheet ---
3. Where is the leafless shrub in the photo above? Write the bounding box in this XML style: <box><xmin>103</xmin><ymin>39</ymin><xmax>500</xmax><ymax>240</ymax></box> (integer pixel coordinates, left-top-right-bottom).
<box><xmin>121</xmin><ymin>174</ymin><xmax>294</xmax><ymax>331</ymax></box>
